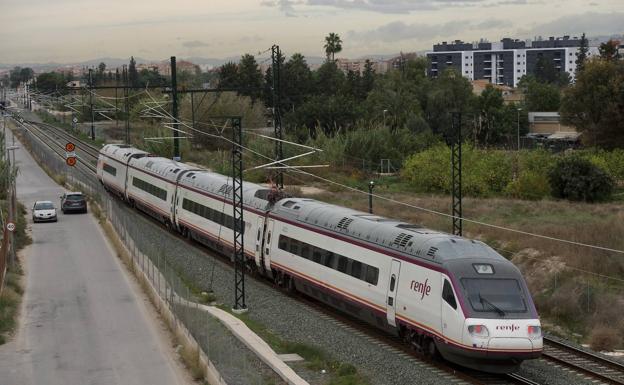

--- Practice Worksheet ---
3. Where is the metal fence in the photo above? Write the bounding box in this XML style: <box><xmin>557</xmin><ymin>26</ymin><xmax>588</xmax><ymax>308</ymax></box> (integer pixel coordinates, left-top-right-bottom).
<box><xmin>13</xmin><ymin>121</ymin><xmax>273</xmax><ymax>385</ymax></box>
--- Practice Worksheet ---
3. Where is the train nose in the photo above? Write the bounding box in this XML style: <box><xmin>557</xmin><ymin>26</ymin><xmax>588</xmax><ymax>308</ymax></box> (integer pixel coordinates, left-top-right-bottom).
<box><xmin>488</xmin><ymin>337</ymin><xmax>534</xmax><ymax>352</ymax></box>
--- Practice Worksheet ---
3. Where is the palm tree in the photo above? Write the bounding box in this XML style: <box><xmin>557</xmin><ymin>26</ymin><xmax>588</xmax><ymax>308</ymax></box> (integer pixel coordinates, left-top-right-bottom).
<box><xmin>324</xmin><ymin>33</ymin><xmax>343</xmax><ymax>62</ymax></box>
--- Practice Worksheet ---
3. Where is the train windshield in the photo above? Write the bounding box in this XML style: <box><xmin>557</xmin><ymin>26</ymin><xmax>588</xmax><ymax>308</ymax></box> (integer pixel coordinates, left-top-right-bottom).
<box><xmin>461</xmin><ymin>278</ymin><xmax>527</xmax><ymax>314</ymax></box>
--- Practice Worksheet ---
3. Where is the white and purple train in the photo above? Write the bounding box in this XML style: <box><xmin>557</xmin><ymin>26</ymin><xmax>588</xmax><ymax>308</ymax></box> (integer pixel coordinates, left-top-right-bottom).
<box><xmin>97</xmin><ymin>144</ymin><xmax>542</xmax><ymax>373</ymax></box>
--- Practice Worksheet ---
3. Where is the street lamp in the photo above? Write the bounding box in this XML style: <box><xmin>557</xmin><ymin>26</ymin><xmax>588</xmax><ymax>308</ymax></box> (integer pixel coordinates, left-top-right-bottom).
<box><xmin>368</xmin><ymin>180</ymin><xmax>375</xmax><ymax>214</ymax></box>
<box><xmin>382</xmin><ymin>109</ymin><xmax>388</xmax><ymax>128</ymax></box>
<box><xmin>517</xmin><ymin>108</ymin><xmax>522</xmax><ymax>151</ymax></box>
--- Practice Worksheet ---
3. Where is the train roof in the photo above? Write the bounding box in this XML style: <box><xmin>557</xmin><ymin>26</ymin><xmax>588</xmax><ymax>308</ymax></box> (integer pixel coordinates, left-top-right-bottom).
<box><xmin>129</xmin><ymin>155</ymin><xmax>198</xmax><ymax>182</ymax></box>
<box><xmin>100</xmin><ymin>144</ymin><xmax>149</xmax><ymax>163</ymax></box>
<box><xmin>270</xmin><ymin>198</ymin><xmax>505</xmax><ymax>266</ymax></box>
<box><xmin>179</xmin><ymin>170</ymin><xmax>272</xmax><ymax>210</ymax></box>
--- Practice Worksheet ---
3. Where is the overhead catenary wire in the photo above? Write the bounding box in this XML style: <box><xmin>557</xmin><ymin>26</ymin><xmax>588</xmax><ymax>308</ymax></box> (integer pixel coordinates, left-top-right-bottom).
<box><xmin>142</xmin><ymin>90</ymin><xmax>624</xmax><ymax>257</ymax></box>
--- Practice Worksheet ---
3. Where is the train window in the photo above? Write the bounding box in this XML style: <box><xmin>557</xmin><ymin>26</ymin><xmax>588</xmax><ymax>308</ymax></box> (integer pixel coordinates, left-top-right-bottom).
<box><xmin>365</xmin><ymin>266</ymin><xmax>379</xmax><ymax>285</ymax></box>
<box><xmin>289</xmin><ymin>239</ymin><xmax>300</xmax><ymax>255</ymax></box>
<box><xmin>300</xmin><ymin>244</ymin><xmax>311</xmax><ymax>259</ymax></box>
<box><xmin>323</xmin><ymin>252</ymin><xmax>335</xmax><ymax>268</ymax></box>
<box><xmin>282</xmin><ymin>200</ymin><xmax>296</xmax><ymax>208</ymax></box>
<box><xmin>266</xmin><ymin>232</ymin><xmax>272</xmax><ymax>245</ymax></box>
<box><xmin>312</xmin><ymin>248</ymin><xmax>322</xmax><ymax>263</ymax></box>
<box><xmin>337</xmin><ymin>256</ymin><xmax>348</xmax><ymax>273</ymax></box>
<box><xmin>351</xmin><ymin>261</ymin><xmax>362</xmax><ymax>279</ymax></box>
<box><xmin>389</xmin><ymin>275</ymin><xmax>396</xmax><ymax>292</ymax></box>
<box><xmin>278</xmin><ymin>235</ymin><xmax>288</xmax><ymax>250</ymax></box>
<box><xmin>442</xmin><ymin>280</ymin><xmax>457</xmax><ymax>310</ymax></box>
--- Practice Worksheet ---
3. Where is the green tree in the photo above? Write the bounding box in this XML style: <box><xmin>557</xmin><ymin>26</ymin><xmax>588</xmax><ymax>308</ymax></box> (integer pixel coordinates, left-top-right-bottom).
<box><xmin>314</xmin><ymin>61</ymin><xmax>345</xmax><ymax>96</ymax></box>
<box><xmin>425</xmin><ymin>69</ymin><xmax>475</xmax><ymax>138</ymax></box>
<box><xmin>218</xmin><ymin>62</ymin><xmax>239</xmax><ymax>88</ymax></box>
<box><xmin>35</xmin><ymin>72</ymin><xmax>66</xmax><ymax>93</ymax></box>
<box><xmin>475</xmin><ymin>85</ymin><xmax>505</xmax><ymax>145</ymax></box>
<box><xmin>237</xmin><ymin>54</ymin><xmax>263</xmax><ymax>102</ymax></box>
<box><xmin>560</xmin><ymin>58</ymin><xmax>624</xmax><ymax>148</ymax></box>
<box><xmin>599</xmin><ymin>39</ymin><xmax>619</xmax><ymax>61</ymax></box>
<box><xmin>128</xmin><ymin>56</ymin><xmax>139</xmax><ymax>87</ymax></box>
<box><xmin>324</xmin><ymin>33</ymin><xmax>343</xmax><ymax>62</ymax></box>
<box><xmin>519</xmin><ymin>76</ymin><xmax>561</xmax><ymax>112</ymax></box>
<box><xmin>361</xmin><ymin>59</ymin><xmax>376</xmax><ymax>97</ymax></box>
<box><xmin>9</xmin><ymin>67</ymin><xmax>34</xmax><ymax>87</ymax></box>
<box><xmin>576</xmin><ymin>33</ymin><xmax>589</xmax><ymax>73</ymax></box>
<box><xmin>282</xmin><ymin>53</ymin><xmax>313</xmax><ymax>110</ymax></box>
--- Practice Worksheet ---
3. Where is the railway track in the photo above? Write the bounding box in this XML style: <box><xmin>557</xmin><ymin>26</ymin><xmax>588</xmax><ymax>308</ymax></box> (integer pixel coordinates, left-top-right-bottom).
<box><xmin>13</xmin><ymin>118</ymin><xmax>99</xmax><ymax>174</ymax></box>
<box><xmin>13</xmin><ymin>118</ymin><xmax>548</xmax><ymax>385</ymax></box>
<box><xmin>542</xmin><ymin>337</ymin><xmax>624</xmax><ymax>384</ymax></box>
<box><xmin>28</xmin><ymin>120</ymin><xmax>101</xmax><ymax>169</ymax></box>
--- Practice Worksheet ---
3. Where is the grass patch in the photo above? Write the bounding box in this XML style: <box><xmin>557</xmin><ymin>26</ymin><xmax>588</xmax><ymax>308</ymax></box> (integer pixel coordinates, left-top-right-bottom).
<box><xmin>226</xmin><ymin>309</ymin><xmax>370</xmax><ymax>385</ymax></box>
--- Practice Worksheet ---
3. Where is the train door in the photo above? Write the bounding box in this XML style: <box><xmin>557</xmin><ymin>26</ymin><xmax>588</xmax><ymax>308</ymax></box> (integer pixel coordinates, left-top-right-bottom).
<box><xmin>386</xmin><ymin>259</ymin><xmax>401</xmax><ymax>327</ymax></box>
<box><xmin>254</xmin><ymin>217</ymin><xmax>264</xmax><ymax>269</ymax></box>
<box><xmin>440</xmin><ymin>278</ymin><xmax>463</xmax><ymax>343</ymax></box>
<box><xmin>263</xmin><ymin>218</ymin><xmax>275</xmax><ymax>274</ymax></box>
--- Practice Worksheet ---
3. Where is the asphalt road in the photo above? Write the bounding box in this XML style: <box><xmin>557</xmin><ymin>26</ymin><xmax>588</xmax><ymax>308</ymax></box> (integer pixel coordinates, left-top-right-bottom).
<box><xmin>0</xmin><ymin>127</ymin><xmax>188</xmax><ymax>385</ymax></box>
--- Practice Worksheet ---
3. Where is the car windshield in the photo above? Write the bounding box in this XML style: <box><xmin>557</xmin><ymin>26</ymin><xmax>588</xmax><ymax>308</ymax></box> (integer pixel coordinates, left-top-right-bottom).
<box><xmin>66</xmin><ymin>195</ymin><xmax>84</xmax><ymax>201</ymax></box>
<box><xmin>461</xmin><ymin>278</ymin><xmax>527</xmax><ymax>313</ymax></box>
<box><xmin>35</xmin><ymin>202</ymin><xmax>54</xmax><ymax>210</ymax></box>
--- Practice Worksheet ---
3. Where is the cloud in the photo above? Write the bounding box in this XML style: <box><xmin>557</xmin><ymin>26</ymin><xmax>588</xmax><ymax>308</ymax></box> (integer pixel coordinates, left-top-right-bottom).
<box><xmin>182</xmin><ymin>40</ymin><xmax>210</xmax><ymax>48</ymax></box>
<box><xmin>348</xmin><ymin>18</ymin><xmax>509</xmax><ymax>42</ymax></box>
<box><xmin>261</xmin><ymin>0</ymin><xmax>497</xmax><ymax>15</ymax></box>
<box><xmin>526</xmin><ymin>12</ymin><xmax>624</xmax><ymax>37</ymax></box>
<box><xmin>261</xmin><ymin>0</ymin><xmax>301</xmax><ymax>16</ymax></box>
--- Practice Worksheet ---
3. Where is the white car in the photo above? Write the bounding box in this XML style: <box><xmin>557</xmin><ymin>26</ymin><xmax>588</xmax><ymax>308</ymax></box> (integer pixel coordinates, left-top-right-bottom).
<box><xmin>32</xmin><ymin>201</ymin><xmax>58</xmax><ymax>223</ymax></box>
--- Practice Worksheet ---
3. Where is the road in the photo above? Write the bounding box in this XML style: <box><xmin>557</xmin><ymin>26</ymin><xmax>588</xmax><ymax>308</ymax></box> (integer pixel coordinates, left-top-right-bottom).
<box><xmin>0</xmin><ymin>126</ymin><xmax>189</xmax><ymax>385</ymax></box>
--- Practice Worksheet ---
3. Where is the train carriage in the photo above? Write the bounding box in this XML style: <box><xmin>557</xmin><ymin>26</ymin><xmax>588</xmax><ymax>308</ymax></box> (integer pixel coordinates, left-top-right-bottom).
<box><xmin>175</xmin><ymin>171</ymin><xmax>273</xmax><ymax>270</ymax></box>
<box><xmin>266</xmin><ymin>198</ymin><xmax>542</xmax><ymax>373</ymax></box>
<box><xmin>126</xmin><ymin>156</ymin><xmax>196</xmax><ymax>225</ymax></box>
<box><xmin>97</xmin><ymin>144</ymin><xmax>148</xmax><ymax>198</ymax></box>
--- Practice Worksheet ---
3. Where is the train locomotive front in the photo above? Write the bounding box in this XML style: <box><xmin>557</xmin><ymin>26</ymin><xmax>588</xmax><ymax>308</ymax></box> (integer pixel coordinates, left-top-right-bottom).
<box><xmin>432</xmin><ymin>249</ymin><xmax>543</xmax><ymax>373</ymax></box>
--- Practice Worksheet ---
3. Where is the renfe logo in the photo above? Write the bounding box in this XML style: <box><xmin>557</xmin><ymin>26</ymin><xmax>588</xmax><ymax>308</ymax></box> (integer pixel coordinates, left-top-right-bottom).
<box><xmin>496</xmin><ymin>324</ymin><xmax>520</xmax><ymax>332</ymax></box>
<box><xmin>410</xmin><ymin>279</ymin><xmax>432</xmax><ymax>300</ymax></box>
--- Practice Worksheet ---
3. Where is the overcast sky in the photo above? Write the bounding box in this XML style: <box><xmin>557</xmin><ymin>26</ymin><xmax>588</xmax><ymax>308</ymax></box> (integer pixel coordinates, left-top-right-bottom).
<box><xmin>1</xmin><ymin>0</ymin><xmax>622</xmax><ymax>64</ymax></box>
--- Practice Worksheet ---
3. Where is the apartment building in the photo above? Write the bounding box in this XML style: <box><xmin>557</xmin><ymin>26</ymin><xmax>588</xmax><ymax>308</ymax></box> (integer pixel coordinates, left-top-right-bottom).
<box><xmin>426</xmin><ymin>36</ymin><xmax>599</xmax><ymax>87</ymax></box>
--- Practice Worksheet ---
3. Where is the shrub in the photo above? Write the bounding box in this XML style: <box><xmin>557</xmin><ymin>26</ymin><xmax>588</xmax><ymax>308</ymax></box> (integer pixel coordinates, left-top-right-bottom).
<box><xmin>505</xmin><ymin>170</ymin><xmax>551</xmax><ymax>200</ymax></box>
<box><xmin>589</xmin><ymin>325</ymin><xmax>622</xmax><ymax>351</ymax></box>
<box><xmin>548</xmin><ymin>156</ymin><xmax>614</xmax><ymax>202</ymax></box>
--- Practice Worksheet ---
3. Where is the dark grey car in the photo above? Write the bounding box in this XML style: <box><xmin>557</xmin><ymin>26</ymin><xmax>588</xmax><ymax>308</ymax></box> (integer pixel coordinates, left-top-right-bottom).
<box><xmin>60</xmin><ymin>192</ymin><xmax>87</xmax><ymax>214</ymax></box>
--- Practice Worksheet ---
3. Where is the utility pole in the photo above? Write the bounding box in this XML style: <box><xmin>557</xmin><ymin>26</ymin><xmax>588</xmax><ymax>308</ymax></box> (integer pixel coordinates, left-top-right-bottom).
<box><xmin>170</xmin><ymin>56</ymin><xmax>180</xmax><ymax>161</ymax></box>
<box><xmin>231</xmin><ymin>116</ymin><xmax>247</xmax><ymax>313</ymax></box>
<box><xmin>450</xmin><ymin>112</ymin><xmax>462</xmax><ymax>236</ymax></box>
<box><xmin>89</xmin><ymin>69</ymin><xmax>95</xmax><ymax>140</ymax></box>
<box><xmin>368</xmin><ymin>181</ymin><xmax>375</xmax><ymax>214</ymax></box>
<box><xmin>271</xmin><ymin>45</ymin><xmax>283</xmax><ymax>189</ymax></box>
<box><xmin>123</xmin><ymin>65</ymin><xmax>130</xmax><ymax>144</ymax></box>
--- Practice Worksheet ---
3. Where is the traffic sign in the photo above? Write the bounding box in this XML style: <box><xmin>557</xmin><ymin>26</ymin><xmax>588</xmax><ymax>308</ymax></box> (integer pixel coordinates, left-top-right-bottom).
<box><xmin>65</xmin><ymin>142</ymin><xmax>75</xmax><ymax>152</ymax></box>
<box><xmin>72</xmin><ymin>117</ymin><xmax>78</xmax><ymax>124</ymax></box>
<box><xmin>6</xmin><ymin>222</ymin><xmax>15</xmax><ymax>232</ymax></box>
<box><xmin>66</xmin><ymin>157</ymin><xmax>77</xmax><ymax>167</ymax></box>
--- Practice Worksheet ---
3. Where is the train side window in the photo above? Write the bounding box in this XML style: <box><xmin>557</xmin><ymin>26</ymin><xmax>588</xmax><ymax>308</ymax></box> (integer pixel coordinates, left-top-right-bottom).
<box><xmin>312</xmin><ymin>248</ymin><xmax>322</xmax><ymax>263</ymax></box>
<box><xmin>365</xmin><ymin>266</ymin><xmax>379</xmax><ymax>285</ymax></box>
<box><xmin>257</xmin><ymin>228</ymin><xmax>261</xmax><ymax>241</ymax></box>
<box><xmin>389</xmin><ymin>275</ymin><xmax>396</xmax><ymax>291</ymax></box>
<box><xmin>300</xmin><ymin>244</ymin><xmax>311</xmax><ymax>259</ymax></box>
<box><xmin>443</xmin><ymin>280</ymin><xmax>457</xmax><ymax>310</ymax></box>
<box><xmin>351</xmin><ymin>260</ymin><xmax>362</xmax><ymax>279</ymax></box>
<box><xmin>289</xmin><ymin>239</ymin><xmax>300</xmax><ymax>255</ymax></box>
<box><xmin>278</xmin><ymin>235</ymin><xmax>288</xmax><ymax>250</ymax></box>
<box><xmin>323</xmin><ymin>252</ymin><xmax>335</xmax><ymax>268</ymax></box>
<box><xmin>337</xmin><ymin>256</ymin><xmax>348</xmax><ymax>273</ymax></box>
<box><xmin>266</xmin><ymin>231</ymin><xmax>271</xmax><ymax>245</ymax></box>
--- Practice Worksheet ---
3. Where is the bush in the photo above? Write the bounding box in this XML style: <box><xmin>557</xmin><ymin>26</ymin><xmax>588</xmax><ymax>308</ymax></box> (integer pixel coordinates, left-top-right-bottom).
<box><xmin>589</xmin><ymin>325</ymin><xmax>622</xmax><ymax>351</ymax></box>
<box><xmin>548</xmin><ymin>156</ymin><xmax>614</xmax><ymax>202</ymax></box>
<box><xmin>505</xmin><ymin>170</ymin><xmax>550</xmax><ymax>200</ymax></box>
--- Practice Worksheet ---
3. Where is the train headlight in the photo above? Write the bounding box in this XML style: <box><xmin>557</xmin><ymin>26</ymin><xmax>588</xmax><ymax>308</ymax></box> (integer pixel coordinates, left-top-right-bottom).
<box><xmin>468</xmin><ymin>325</ymin><xmax>489</xmax><ymax>338</ymax></box>
<box><xmin>528</xmin><ymin>325</ymin><xmax>542</xmax><ymax>339</ymax></box>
